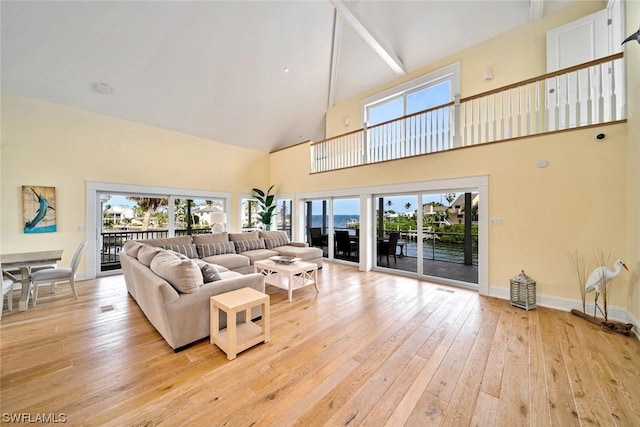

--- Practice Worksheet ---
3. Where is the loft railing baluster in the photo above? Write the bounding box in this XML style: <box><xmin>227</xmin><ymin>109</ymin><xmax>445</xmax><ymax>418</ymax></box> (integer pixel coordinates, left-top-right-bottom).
<box><xmin>576</xmin><ymin>70</ymin><xmax>581</xmax><ymax>127</ymax></box>
<box><xmin>525</xmin><ymin>85</ymin><xmax>531</xmax><ymax>136</ymax></box>
<box><xmin>484</xmin><ymin>96</ymin><xmax>489</xmax><ymax>143</ymax></box>
<box><xmin>587</xmin><ymin>68</ymin><xmax>593</xmax><ymax>126</ymax></box>
<box><xmin>476</xmin><ymin>98</ymin><xmax>482</xmax><ymax>144</ymax></box>
<box><xmin>499</xmin><ymin>92</ymin><xmax>504</xmax><ymax>139</ymax></box>
<box><xmin>492</xmin><ymin>94</ymin><xmax>497</xmax><ymax>142</ymax></box>
<box><xmin>535</xmin><ymin>81</ymin><xmax>541</xmax><ymax>134</ymax></box>
<box><xmin>598</xmin><ymin>63</ymin><xmax>605</xmax><ymax>123</ymax></box>
<box><xmin>610</xmin><ymin>61</ymin><xmax>617</xmax><ymax>121</ymax></box>
<box><xmin>515</xmin><ymin>87</ymin><xmax>521</xmax><ymax>137</ymax></box>
<box><xmin>509</xmin><ymin>89</ymin><xmax>513</xmax><ymax>138</ymax></box>
<box><xmin>554</xmin><ymin>76</ymin><xmax>560</xmax><ymax>131</ymax></box>
<box><xmin>564</xmin><ymin>73</ymin><xmax>570</xmax><ymax>129</ymax></box>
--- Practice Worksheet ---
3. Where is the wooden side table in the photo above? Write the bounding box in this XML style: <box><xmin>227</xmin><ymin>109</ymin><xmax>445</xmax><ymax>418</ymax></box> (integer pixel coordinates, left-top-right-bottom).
<box><xmin>210</xmin><ymin>287</ymin><xmax>270</xmax><ymax>360</ymax></box>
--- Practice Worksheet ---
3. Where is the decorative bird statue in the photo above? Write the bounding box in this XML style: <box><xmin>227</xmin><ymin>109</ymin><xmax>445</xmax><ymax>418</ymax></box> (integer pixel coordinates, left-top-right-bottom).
<box><xmin>585</xmin><ymin>259</ymin><xmax>628</xmax><ymax>318</ymax></box>
<box><xmin>622</xmin><ymin>27</ymin><xmax>640</xmax><ymax>46</ymax></box>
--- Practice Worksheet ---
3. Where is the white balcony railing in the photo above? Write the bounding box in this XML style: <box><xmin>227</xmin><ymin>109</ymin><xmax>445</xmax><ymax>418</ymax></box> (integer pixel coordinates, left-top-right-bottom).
<box><xmin>311</xmin><ymin>53</ymin><xmax>625</xmax><ymax>173</ymax></box>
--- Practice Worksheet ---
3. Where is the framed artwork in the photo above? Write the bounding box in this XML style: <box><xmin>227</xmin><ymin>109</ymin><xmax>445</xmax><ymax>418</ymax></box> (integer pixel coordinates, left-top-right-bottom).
<box><xmin>22</xmin><ymin>185</ymin><xmax>56</xmax><ymax>233</ymax></box>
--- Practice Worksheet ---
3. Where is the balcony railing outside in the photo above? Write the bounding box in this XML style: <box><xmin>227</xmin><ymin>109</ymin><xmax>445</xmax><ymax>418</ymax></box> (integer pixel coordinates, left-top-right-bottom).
<box><xmin>100</xmin><ymin>228</ymin><xmax>210</xmax><ymax>271</ymax></box>
<box><xmin>311</xmin><ymin>53</ymin><xmax>625</xmax><ymax>173</ymax></box>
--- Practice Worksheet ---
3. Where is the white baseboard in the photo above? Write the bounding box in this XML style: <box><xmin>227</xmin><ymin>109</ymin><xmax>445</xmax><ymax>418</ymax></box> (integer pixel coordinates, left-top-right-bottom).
<box><xmin>488</xmin><ymin>285</ymin><xmax>638</xmax><ymax>338</ymax></box>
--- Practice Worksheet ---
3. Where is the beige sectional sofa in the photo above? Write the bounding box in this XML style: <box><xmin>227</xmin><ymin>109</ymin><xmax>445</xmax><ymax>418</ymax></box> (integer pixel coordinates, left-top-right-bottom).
<box><xmin>120</xmin><ymin>240</ymin><xmax>265</xmax><ymax>350</ymax></box>
<box><xmin>139</xmin><ymin>231</ymin><xmax>323</xmax><ymax>274</ymax></box>
<box><xmin>119</xmin><ymin>231</ymin><xmax>322</xmax><ymax>350</ymax></box>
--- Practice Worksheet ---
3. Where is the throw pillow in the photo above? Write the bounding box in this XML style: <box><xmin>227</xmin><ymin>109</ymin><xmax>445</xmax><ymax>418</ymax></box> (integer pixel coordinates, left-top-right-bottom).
<box><xmin>162</xmin><ymin>243</ymin><xmax>198</xmax><ymax>259</ymax></box>
<box><xmin>150</xmin><ymin>251</ymin><xmax>203</xmax><ymax>294</ymax></box>
<box><xmin>234</xmin><ymin>238</ymin><xmax>266</xmax><ymax>253</ymax></box>
<box><xmin>137</xmin><ymin>245</ymin><xmax>163</xmax><ymax>266</ymax></box>
<box><xmin>123</xmin><ymin>241</ymin><xmax>146</xmax><ymax>258</ymax></box>
<box><xmin>264</xmin><ymin>234</ymin><xmax>289</xmax><ymax>249</ymax></box>
<box><xmin>196</xmin><ymin>242</ymin><xmax>236</xmax><ymax>257</ymax></box>
<box><xmin>193</xmin><ymin>259</ymin><xmax>222</xmax><ymax>282</ymax></box>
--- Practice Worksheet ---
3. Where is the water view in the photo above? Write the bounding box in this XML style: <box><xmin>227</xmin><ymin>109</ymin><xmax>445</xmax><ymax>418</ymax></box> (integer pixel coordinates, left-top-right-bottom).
<box><xmin>311</xmin><ymin>215</ymin><xmax>478</xmax><ymax>266</ymax></box>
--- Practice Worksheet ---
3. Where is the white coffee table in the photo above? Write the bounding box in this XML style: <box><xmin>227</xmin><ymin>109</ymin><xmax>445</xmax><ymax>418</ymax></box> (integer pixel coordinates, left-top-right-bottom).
<box><xmin>254</xmin><ymin>259</ymin><xmax>319</xmax><ymax>302</ymax></box>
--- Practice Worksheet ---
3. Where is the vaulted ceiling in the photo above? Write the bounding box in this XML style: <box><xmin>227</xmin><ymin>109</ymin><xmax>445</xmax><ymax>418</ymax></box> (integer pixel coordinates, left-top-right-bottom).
<box><xmin>1</xmin><ymin>1</ymin><xmax>575</xmax><ymax>152</ymax></box>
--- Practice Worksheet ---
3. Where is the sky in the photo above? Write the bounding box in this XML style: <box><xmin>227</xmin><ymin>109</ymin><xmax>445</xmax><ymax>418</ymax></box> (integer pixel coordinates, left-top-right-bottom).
<box><xmin>318</xmin><ymin>193</ymin><xmax>456</xmax><ymax>215</ymax></box>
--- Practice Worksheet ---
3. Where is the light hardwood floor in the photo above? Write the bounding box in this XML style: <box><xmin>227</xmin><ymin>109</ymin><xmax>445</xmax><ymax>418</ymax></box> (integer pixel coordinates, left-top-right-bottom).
<box><xmin>1</xmin><ymin>263</ymin><xmax>639</xmax><ymax>426</ymax></box>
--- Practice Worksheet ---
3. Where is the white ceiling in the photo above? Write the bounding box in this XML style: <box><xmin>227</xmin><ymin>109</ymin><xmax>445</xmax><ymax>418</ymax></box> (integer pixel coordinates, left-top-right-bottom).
<box><xmin>1</xmin><ymin>0</ymin><xmax>574</xmax><ymax>152</ymax></box>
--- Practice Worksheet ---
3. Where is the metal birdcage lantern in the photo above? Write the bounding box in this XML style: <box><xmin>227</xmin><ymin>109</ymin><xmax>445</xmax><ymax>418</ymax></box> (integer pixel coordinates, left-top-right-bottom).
<box><xmin>510</xmin><ymin>270</ymin><xmax>536</xmax><ymax>310</ymax></box>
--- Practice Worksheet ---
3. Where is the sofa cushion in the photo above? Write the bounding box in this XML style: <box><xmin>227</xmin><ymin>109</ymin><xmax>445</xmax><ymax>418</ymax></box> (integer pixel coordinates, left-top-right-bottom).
<box><xmin>234</xmin><ymin>238</ymin><xmax>266</xmax><ymax>253</ymax></box>
<box><xmin>229</xmin><ymin>231</ymin><xmax>259</xmax><ymax>241</ymax></box>
<box><xmin>123</xmin><ymin>241</ymin><xmax>147</xmax><ymax>258</ymax></box>
<box><xmin>138</xmin><ymin>245</ymin><xmax>164</xmax><ymax>266</ymax></box>
<box><xmin>201</xmin><ymin>253</ymin><xmax>250</xmax><ymax>270</ymax></box>
<box><xmin>196</xmin><ymin>241</ymin><xmax>236</xmax><ymax>257</ymax></box>
<box><xmin>162</xmin><ymin>243</ymin><xmax>198</xmax><ymax>259</ymax></box>
<box><xmin>150</xmin><ymin>250</ymin><xmax>203</xmax><ymax>294</ymax></box>
<box><xmin>241</xmin><ymin>249</ymin><xmax>279</xmax><ymax>264</ymax></box>
<box><xmin>218</xmin><ymin>271</ymin><xmax>244</xmax><ymax>280</ymax></box>
<box><xmin>273</xmin><ymin>245</ymin><xmax>323</xmax><ymax>261</ymax></box>
<box><xmin>193</xmin><ymin>259</ymin><xmax>222</xmax><ymax>282</ymax></box>
<box><xmin>259</xmin><ymin>230</ymin><xmax>289</xmax><ymax>241</ymax></box>
<box><xmin>264</xmin><ymin>235</ymin><xmax>289</xmax><ymax>249</ymax></box>
<box><xmin>141</xmin><ymin>236</ymin><xmax>193</xmax><ymax>247</ymax></box>
<box><xmin>192</xmin><ymin>232</ymin><xmax>229</xmax><ymax>244</ymax></box>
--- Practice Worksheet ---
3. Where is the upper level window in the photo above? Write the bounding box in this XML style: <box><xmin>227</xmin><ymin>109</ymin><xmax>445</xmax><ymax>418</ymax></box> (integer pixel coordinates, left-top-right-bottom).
<box><xmin>363</xmin><ymin>63</ymin><xmax>460</xmax><ymax>126</ymax></box>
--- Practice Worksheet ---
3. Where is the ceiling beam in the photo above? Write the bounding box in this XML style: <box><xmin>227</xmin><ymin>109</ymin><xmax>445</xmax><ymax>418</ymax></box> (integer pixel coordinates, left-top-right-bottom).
<box><xmin>327</xmin><ymin>10</ymin><xmax>342</xmax><ymax>109</ymax></box>
<box><xmin>329</xmin><ymin>0</ymin><xmax>407</xmax><ymax>76</ymax></box>
<box><xmin>530</xmin><ymin>0</ymin><xmax>544</xmax><ymax>22</ymax></box>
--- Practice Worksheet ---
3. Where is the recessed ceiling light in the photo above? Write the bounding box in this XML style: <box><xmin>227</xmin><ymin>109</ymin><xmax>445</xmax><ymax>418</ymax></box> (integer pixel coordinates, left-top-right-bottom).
<box><xmin>283</xmin><ymin>67</ymin><xmax>290</xmax><ymax>73</ymax></box>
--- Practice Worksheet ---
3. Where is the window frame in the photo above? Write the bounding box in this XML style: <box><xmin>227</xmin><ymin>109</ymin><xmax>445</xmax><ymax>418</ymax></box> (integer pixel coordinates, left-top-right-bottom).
<box><xmin>361</xmin><ymin>62</ymin><xmax>461</xmax><ymax>127</ymax></box>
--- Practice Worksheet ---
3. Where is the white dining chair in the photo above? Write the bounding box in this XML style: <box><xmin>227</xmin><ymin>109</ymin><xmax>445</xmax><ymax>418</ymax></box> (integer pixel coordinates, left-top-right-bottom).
<box><xmin>1</xmin><ymin>267</ymin><xmax>20</xmax><ymax>320</ymax></box>
<box><xmin>31</xmin><ymin>242</ymin><xmax>86</xmax><ymax>306</ymax></box>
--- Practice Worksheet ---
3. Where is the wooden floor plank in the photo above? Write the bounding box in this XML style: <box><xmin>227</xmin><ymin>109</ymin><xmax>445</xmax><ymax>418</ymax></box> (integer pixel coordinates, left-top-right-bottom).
<box><xmin>1</xmin><ymin>262</ymin><xmax>639</xmax><ymax>426</ymax></box>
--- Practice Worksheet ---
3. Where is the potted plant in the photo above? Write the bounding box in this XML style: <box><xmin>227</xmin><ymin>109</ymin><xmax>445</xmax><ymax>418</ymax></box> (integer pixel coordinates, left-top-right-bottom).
<box><xmin>252</xmin><ymin>185</ymin><xmax>276</xmax><ymax>230</ymax></box>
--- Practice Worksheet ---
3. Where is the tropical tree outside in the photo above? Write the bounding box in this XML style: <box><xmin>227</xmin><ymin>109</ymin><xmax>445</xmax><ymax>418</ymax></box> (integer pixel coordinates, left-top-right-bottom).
<box><xmin>127</xmin><ymin>197</ymin><xmax>168</xmax><ymax>230</ymax></box>
<box><xmin>445</xmin><ymin>193</ymin><xmax>456</xmax><ymax>206</ymax></box>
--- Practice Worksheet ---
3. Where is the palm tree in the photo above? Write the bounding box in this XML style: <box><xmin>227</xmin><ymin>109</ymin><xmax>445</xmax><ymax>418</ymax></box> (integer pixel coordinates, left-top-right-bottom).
<box><xmin>127</xmin><ymin>197</ymin><xmax>168</xmax><ymax>230</ymax></box>
<box><xmin>404</xmin><ymin>202</ymin><xmax>412</xmax><ymax>212</ymax></box>
<box><xmin>386</xmin><ymin>200</ymin><xmax>393</xmax><ymax>212</ymax></box>
<box><xmin>445</xmin><ymin>193</ymin><xmax>456</xmax><ymax>206</ymax></box>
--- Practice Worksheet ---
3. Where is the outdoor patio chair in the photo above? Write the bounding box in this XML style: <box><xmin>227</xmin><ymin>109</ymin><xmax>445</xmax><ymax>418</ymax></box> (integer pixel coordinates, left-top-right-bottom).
<box><xmin>378</xmin><ymin>231</ymin><xmax>400</xmax><ymax>266</ymax></box>
<box><xmin>307</xmin><ymin>226</ymin><xmax>328</xmax><ymax>248</ymax></box>
<box><xmin>335</xmin><ymin>230</ymin><xmax>358</xmax><ymax>260</ymax></box>
<box><xmin>31</xmin><ymin>242</ymin><xmax>86</xmax><ymax>305</ymax></box>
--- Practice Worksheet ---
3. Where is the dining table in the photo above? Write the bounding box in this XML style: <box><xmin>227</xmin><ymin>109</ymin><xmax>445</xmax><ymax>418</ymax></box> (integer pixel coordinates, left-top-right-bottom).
<box><xmin>1</xmin><ymin>249</ymin><xmax>64</xmax><ymax>311</ymax></box>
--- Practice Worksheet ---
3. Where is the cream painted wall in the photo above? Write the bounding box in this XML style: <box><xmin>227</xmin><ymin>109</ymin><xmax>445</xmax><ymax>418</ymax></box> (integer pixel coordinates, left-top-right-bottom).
<box><xmin>271</xmin><ymin>125</ymin><xmax>628</xmax><ymax>306</ymax></box>
<box><xmin>326</xmin><ymin>1</ymin><xmax>606</xmax><ymax>138</ymax></box>
<box><xmin>0</xmin><ymin>94</ymin><xmax>270</xmax><ymax>269</ymax></box>
<box><xmin>271</xmin><ymin>0</ymin><xmax>634</xmax><ymax>309</ymax></box>
<box><xmin>625</xmin><ymin>0</ymin><xmax>640</xmax><ymax>324</ymax></box>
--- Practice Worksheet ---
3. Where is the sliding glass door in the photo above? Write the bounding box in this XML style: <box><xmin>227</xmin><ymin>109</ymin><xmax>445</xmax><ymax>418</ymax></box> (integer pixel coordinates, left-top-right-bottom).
<box><xmin>374</xmin><ymin>194</ymin><xmax>418</xmax><ymax>272</ymax></box>
<box><xmin>305</xmin><ymin>200</ymin><xmax>328</xmax><ymax>257</ymax></box>
<box><xmin>98</xmin><ymin>192</ymin><xmax>225</xmax><ymax>273</ymax></box>
<box><xmin>333</xmin><ymin>198</ymin><xmax>360</xmax><ymax>262</ymax></box>
<box><xmin>373</xmin><ymin>191</ymin><xmax>478</xmax><ymax>284</ymax></box>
